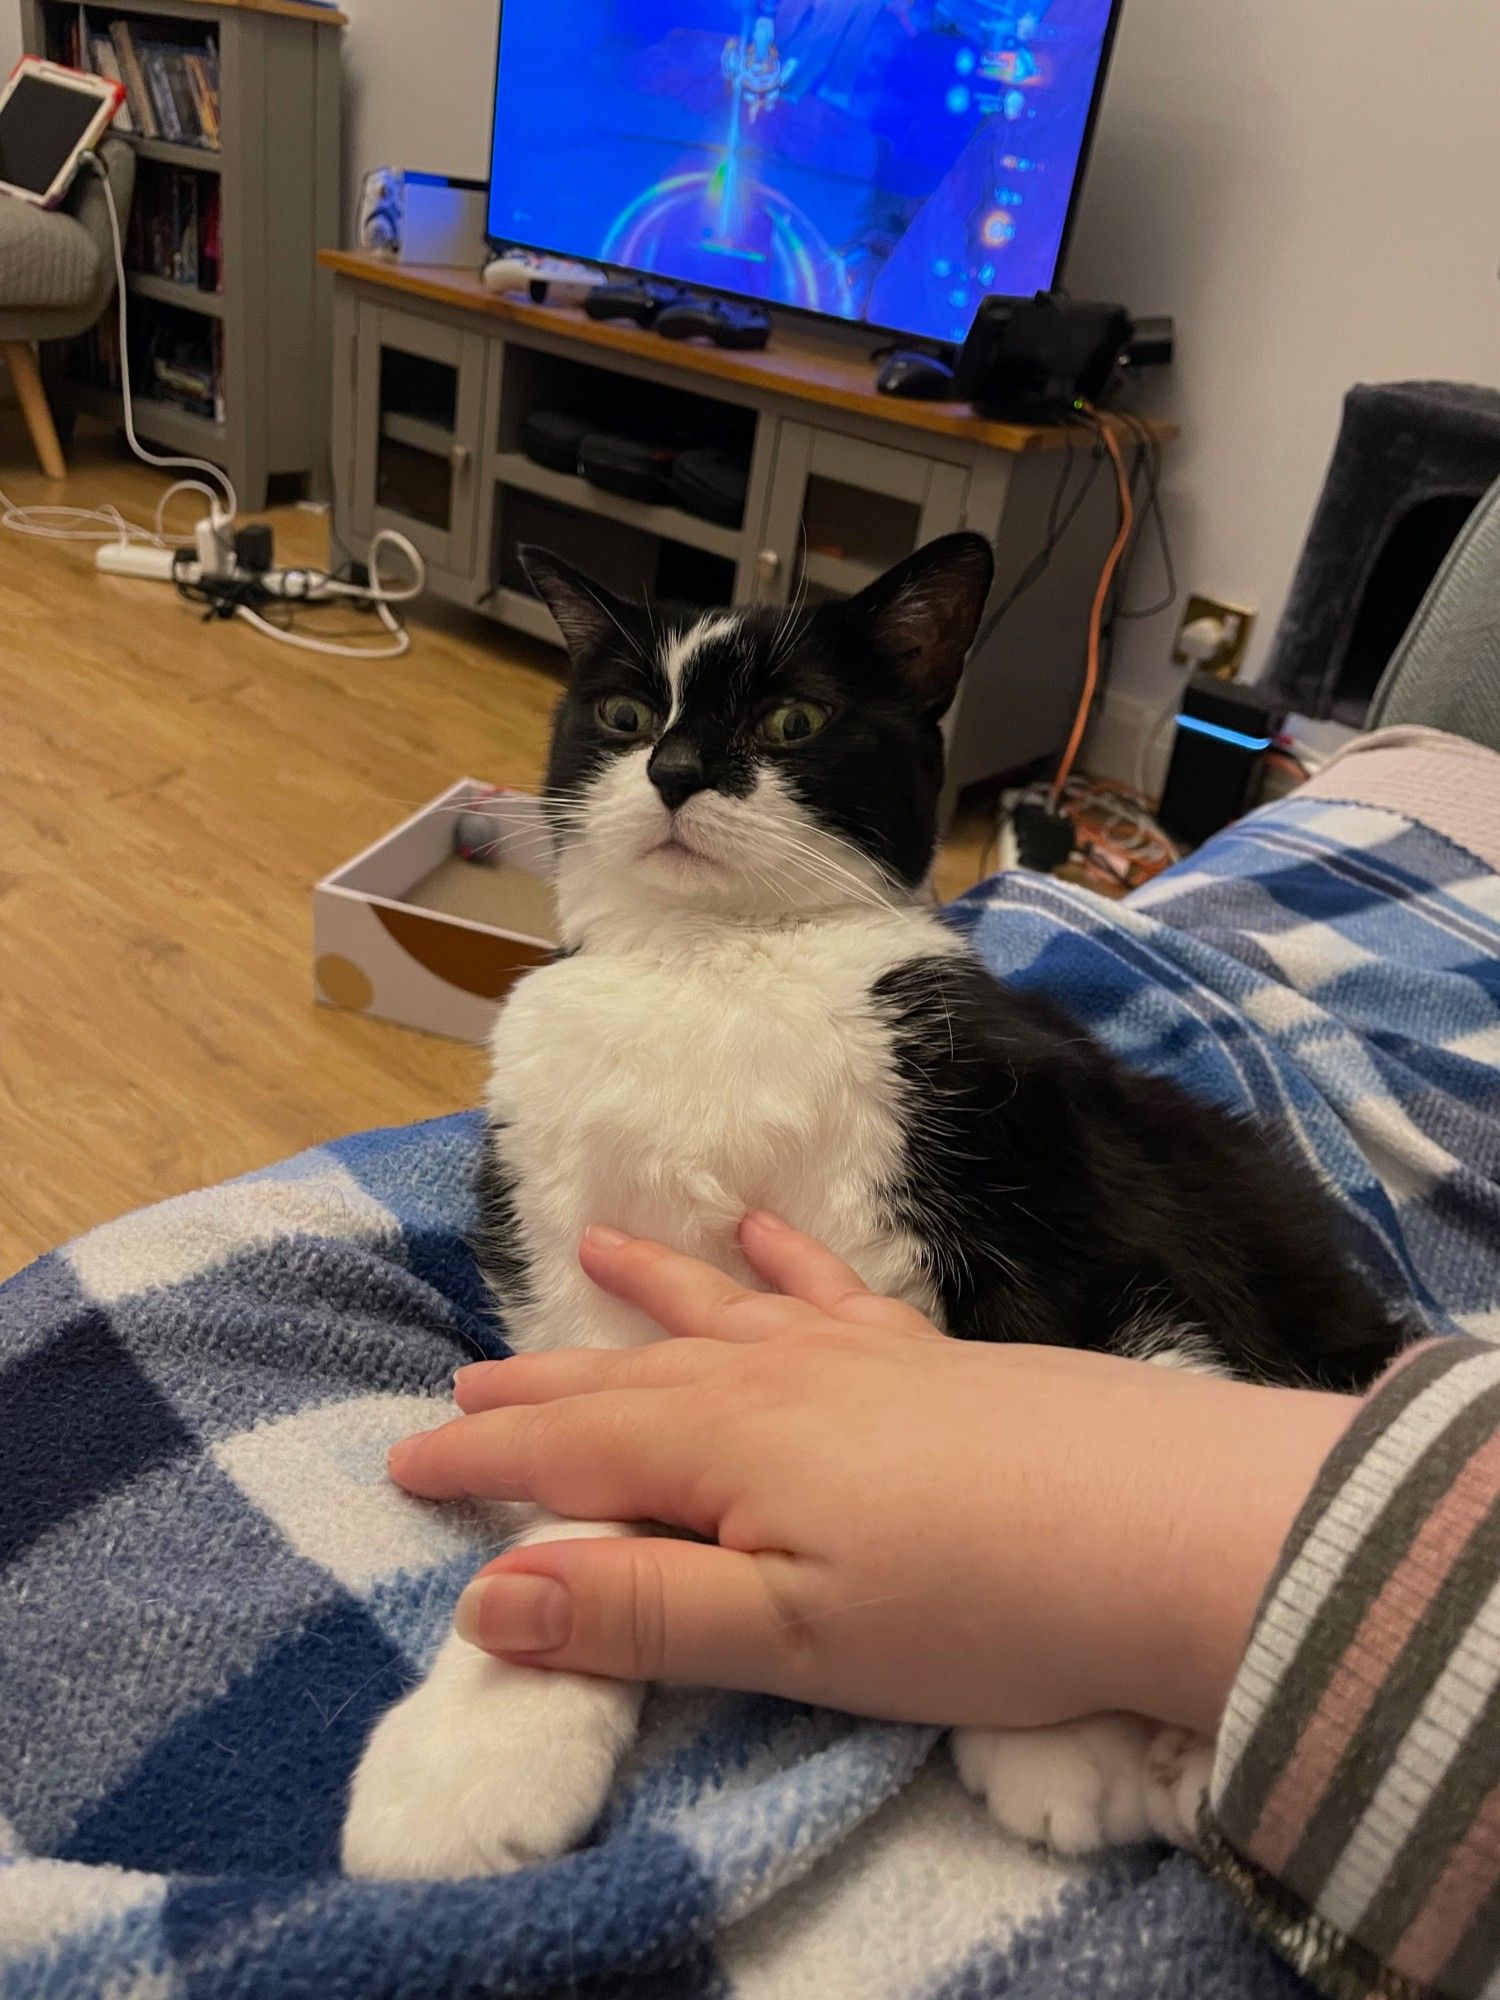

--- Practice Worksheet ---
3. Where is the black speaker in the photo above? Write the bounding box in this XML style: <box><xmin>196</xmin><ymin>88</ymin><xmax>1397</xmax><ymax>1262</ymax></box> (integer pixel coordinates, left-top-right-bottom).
<box><xmin>954</xmin><ymin>293</ymin><xmax>1133</xmax><ymax>423</ymax></box>
<box><xmin>1157</xmin><ymin>674</ymin><xmax>1288</xmax><ymax>849</ymax></box>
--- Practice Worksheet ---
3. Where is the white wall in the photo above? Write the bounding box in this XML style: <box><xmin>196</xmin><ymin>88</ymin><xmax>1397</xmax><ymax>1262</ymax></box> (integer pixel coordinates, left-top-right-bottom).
<box><xmin>1065</xmin><ymin>0</ymin><xmax>1500</xmax><ymax>737</ymax></box>
<box><xmin>340</xmin><ymin>0</ymin><xmax>498</xmax><ymax>232</ymax></box>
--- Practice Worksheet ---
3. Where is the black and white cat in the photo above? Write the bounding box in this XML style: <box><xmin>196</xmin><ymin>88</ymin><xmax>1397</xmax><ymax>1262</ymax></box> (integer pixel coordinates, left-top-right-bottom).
<box><xmin>342</xmin><ymin>533</ymin><xmax>1404</xmax><ymax>1880</ymax></box>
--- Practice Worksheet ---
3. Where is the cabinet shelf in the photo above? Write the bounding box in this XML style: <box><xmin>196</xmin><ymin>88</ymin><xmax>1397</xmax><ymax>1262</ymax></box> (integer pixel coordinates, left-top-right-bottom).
<box><xmin>380</xmin><ymin>411</ymin><xmax>456</xmax><ymax>457</ymax></box>
<box><xmin>493</xmin><ymin>452</ymin><xmax>742</xmax><ymax>561</ymax></box>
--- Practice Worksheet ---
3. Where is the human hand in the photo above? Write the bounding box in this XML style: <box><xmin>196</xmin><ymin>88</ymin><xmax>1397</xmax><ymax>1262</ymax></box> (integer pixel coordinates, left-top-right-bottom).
<box><xmin>388</xmin><ymin>1216</ymin><xmax>1357</xmax><ymax>1735</ymax></box>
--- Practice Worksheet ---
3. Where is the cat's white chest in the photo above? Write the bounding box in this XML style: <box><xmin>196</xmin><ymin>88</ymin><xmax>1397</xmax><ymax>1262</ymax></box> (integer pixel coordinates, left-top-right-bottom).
<box><xmin>483</xmin><ymin>909</ymin><xmax>957</xmax><ymax>1349</ymax></box>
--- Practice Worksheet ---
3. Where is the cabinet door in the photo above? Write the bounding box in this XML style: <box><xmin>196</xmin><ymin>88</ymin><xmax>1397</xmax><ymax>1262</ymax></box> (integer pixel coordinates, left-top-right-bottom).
<box><xmin>754</xmin><ymin>424</ymin><xmax>972</xmax><ymax>606</ymax></box>
<box><xmin>351</xmin><ymin>305</ymin><xmax>487</xmax><ymax>577</ymax></box>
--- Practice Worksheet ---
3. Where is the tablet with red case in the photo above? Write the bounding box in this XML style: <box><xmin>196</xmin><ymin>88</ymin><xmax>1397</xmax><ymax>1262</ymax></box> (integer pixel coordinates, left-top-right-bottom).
<box><xmin>0</xmin><ymin>56</ymin><xmax>124</xmax><ymax>209</ymax></box>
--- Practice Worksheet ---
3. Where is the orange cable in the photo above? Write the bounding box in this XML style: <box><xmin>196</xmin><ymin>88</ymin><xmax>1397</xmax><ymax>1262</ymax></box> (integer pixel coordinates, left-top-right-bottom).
<box><xmin>1049</xmin><ymin>413</ymin><xmax>1135</xmax><ymax>809</ymax></box>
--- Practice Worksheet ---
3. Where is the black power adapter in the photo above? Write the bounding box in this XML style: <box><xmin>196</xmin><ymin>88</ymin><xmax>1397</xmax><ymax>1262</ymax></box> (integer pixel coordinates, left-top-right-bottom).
<box><xmin>1157</xmin><ymin>674</ymin><xmax>1287</xmax><ymax>849</ymax></box>
<box><xmin>234</xmin><ymin>523</ymin><xmax>275</xmax><ymax>574</ymax></box>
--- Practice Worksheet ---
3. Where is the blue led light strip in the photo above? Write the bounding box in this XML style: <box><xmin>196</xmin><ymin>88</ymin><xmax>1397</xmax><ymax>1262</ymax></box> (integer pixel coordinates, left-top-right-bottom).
<box><xmin>1174</xmin><ymin>713</ymin><xmax>1274</xmax><ymax>753</ymax></box>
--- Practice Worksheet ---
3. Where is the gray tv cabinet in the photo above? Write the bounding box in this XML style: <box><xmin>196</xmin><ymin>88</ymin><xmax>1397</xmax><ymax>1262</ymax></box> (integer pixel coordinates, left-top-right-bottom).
<box><xmin>25</xmin><ymin>0</ymin><xmax>344</xmax><ymax>510</ymax></box>
<box><xmin>322</xmin><ymin>252</ymin><xmax>1175</xmax><ymax>807</ymax></box>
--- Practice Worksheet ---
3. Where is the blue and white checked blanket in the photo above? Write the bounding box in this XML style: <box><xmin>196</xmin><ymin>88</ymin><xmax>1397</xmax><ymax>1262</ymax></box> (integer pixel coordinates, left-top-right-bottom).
<box><xmin>4</xmin><ymin>790</ymin><xmax>1499</xmax><ymax>2000</ymax></box>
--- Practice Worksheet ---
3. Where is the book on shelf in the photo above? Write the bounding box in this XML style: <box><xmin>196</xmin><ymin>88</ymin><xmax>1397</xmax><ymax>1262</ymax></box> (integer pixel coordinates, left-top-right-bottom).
<box><xmin>109</xmin><ymin>23</ymin><xmax>158</xmax><ymax>138</ymax></box>
<box><xmin>86</xmin><ymin>34</ymin><xmax>136</xmax><ymax>133</ymax></box>
<box><xmin>184</xmin><ymin>54</ymin><xmax>220</xmax><ymax>147</ymax></box>
<box><xmin>200</xmin><ymin>181</ymin><xmax>222</xmax><ymax>289</ymax></box>
<box><xmin>142</xmin><ymin>48</ymin><xmax>179</xmax><ymax>140</ymax></box>
<box><xmin>127</xmin><ymin>168</ymin><xmax>222</xmax><ymax>294</ymax></box>
<box><xmin>97</xmin><ymin>23</ymin><xmax>221</xmax><ymax>152</ymax></box>
<box><xmin>136</xmin><ymin>305</ymin><xmax>224</xmax><ymax>422</ymax></box>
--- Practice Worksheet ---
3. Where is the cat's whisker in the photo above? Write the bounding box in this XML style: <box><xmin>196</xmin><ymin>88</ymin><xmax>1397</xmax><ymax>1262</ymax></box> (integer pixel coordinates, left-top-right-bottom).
<box><xmin>731</xmin><ymin>820</ymin><xmax>899</xmax><ymax>916</ymax></box>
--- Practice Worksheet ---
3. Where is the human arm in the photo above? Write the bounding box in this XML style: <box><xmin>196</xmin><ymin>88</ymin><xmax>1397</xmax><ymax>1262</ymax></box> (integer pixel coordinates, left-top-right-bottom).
<box><xmin>388</xmin><ymin>1213</ymin><xmax>1353</xmax><ymax>1736</ymax></box>
<box><xmin>1201</xmin><ymin>1337</ymin><xmax>1500</xmax><ymax>2000</ymax></box>
<box><xmin>390</xmin><ymin>1222</ymin><xmax>1500</xmax><ymax>1996</ymax></box>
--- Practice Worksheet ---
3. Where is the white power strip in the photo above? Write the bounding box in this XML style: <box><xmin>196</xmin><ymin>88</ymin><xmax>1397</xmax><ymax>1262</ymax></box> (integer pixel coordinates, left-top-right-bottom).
<box><xmin>95</xmin><ymin>542</ymin><xmax>192</xmax><ymax>582</ymax></box>
<box><xmin>96</xmin><ymin>540</ymin><xmax>368</xmax><ymax>599</ymax></box>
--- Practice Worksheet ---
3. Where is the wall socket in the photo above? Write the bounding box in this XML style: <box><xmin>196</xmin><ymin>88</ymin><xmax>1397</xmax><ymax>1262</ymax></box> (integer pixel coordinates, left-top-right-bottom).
<box><xmin>1172</xmin><ymin>593</ymin><xmax>1256</xmax><ymax>678</ymax></box>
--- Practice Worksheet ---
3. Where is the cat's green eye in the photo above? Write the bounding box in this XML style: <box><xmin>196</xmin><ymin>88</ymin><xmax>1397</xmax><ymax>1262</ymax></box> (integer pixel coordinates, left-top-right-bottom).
<box><xmin>758</xmin><ymin>700</ymin><xmax>830</xmax><ymax>748</ymax></box>
<box><xmin>597</xmin><ymin>693</ymin><xmax>659</xmax><ymax>739</ymax></box>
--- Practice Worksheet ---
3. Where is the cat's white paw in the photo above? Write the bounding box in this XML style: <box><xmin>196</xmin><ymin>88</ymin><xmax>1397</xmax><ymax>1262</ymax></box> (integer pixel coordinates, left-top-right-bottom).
<box><xmin>1142</xmin><ymin>1724</ymin><xmax>1214</xmax><ymax>1851</ymax></box>
<box><xmin>342</xmin><ymin>1631</ymin><xmax>643</xmax><ymax>1880</ymax></box>
<box><xmin>951</xmin><ymin>1715</ymin><xmax>1211</xmax><ymax>1857</ymax></box>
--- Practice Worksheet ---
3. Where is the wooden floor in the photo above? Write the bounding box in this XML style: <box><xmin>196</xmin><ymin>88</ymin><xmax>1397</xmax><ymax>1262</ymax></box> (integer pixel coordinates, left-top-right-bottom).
<box><xmin>0</xmin><ymin>418</ymin><xmax>992</xmax><ymax>1276</ymax></box>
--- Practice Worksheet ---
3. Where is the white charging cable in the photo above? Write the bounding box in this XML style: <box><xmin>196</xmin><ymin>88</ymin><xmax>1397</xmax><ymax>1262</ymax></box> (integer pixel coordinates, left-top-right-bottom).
<box><xmin>231</xmin><ymin>526</ymin><xmax>425</xmax><ymax>659</ymax></box>
<box><xmin>92</xmin><ymin>150</ymin><xmax>239</xmax><ymax>525</ymax></box>
<box><xmin>0</xmin><ymin>152</ymin><xmax>236</xmax><ymax>544</ymax></box>
<box><xmin>1</xmin><ymin>150</ymin><xmax>427</xmax><ymax>660</ymax></box>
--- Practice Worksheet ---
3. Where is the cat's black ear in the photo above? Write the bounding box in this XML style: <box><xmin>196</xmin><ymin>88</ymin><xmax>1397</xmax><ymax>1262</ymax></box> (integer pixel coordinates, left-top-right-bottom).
<box><xmin>841</xmin><ymin>532</ymin><xmax>995</xmax><ymax>714</ymax></box>
<box><xmin>520</xmin><ymin>546</ymin><xmax>633</xmax><ymax>663</ymax></box>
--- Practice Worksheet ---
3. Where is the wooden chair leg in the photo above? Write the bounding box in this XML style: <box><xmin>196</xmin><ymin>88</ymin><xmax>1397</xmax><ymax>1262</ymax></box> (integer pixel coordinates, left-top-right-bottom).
<box><xmin>3</xmin><ymin>340</ymin><xmax>67</xmax><ymax>480</ymax></box>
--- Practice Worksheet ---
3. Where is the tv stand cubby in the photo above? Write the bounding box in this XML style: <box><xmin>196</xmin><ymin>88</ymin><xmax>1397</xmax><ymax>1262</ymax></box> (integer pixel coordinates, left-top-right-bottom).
<box><xmin>323</xmin><ymin>252</ymin><xmax>1177</xmax><ymax>813</ymax></box>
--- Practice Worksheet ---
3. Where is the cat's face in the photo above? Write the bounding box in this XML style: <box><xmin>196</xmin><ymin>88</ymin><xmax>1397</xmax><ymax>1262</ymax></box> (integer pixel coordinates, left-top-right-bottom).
<box><xmin>525</xmin><ymin>533</ymin><xmax>994</xmax><ymax>938</ymax></box>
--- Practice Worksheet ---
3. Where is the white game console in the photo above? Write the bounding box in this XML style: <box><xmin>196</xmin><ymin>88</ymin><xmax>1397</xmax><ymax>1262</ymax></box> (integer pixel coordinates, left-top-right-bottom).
<box><xmin>480</xmin><ymin>250</ymin><xmax>606</xmax><ymax>307</ymax></box>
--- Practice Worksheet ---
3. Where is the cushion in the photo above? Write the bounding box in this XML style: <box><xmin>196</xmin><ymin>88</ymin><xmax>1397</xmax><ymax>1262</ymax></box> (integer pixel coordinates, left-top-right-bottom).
<box><xmin>0</xmin><ymin>193</ymin><xmax>103</xmax><ymax>313</ymax></box>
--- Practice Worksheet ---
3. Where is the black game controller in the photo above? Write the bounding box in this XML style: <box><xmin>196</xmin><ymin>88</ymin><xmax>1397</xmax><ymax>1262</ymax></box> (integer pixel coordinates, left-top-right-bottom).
<box><xmin>655</xmin><ymin>298</ymin><xmax>771</xmax><ymax>351</ymax></box>
<box><xmin>584</xmin><ymin>280</ymin><xmax>692</xmax><ymax>327</ymax></box>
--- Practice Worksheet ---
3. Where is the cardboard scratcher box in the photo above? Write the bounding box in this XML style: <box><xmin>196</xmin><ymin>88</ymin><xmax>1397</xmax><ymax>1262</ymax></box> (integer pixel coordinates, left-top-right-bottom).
<box><xmin>314</xmin><ymin>780</ymin><xmax>557</xmax><ymax>1043</ymax></box>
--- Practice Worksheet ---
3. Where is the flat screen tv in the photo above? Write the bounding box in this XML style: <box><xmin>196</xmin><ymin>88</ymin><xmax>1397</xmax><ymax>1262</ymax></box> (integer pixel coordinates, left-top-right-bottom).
<box><xmin>485</xmin><ymin>0</ymin><xmax>1124</xmax><ymax>349</ymax></box>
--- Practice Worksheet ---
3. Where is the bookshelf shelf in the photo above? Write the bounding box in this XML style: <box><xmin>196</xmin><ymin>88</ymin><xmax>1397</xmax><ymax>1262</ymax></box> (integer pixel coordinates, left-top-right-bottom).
<box><xmin>126</xmin><ymin>272</ymin><xmax>226</xmax><ymax>316</ymax></box>
<box><xmin>26</xmin><ymin>0</ymin><xmax>341</xmax><ymax>507</ymax></box>
<box><xmin>127</xmin><ymin>132</ymin><xmax>224</xmax><ymax>172</ymax></box>
<box><xmin>70</xmin><ymin>381</ymin><xmax>225</xmax><ymax>451</ymax></box>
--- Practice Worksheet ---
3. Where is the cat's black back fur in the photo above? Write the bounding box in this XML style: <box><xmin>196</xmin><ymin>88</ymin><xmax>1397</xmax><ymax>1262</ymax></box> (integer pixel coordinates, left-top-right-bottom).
<box><xmin>874</xmin><ymin>955</ymin><xmax>1407</xmax><ymax>1389</ymax></box>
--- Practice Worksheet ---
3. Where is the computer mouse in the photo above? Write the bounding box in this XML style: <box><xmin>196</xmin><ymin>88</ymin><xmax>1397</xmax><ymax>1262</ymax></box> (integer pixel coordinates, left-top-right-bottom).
<box><xmin>876</xmin><ymin>351</ymin><xmax>958</xmax><ymax>400</ymax></box>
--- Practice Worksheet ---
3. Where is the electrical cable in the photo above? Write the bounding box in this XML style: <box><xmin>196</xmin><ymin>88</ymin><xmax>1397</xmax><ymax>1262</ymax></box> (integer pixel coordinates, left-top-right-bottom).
<box><xmin>91</xmin><ymin>151</ymin><xmax>238</xmax><ymax>523</ymax></box>
<box><xmin>0</xmin><ymin>151</ymin><xmax>425</xmax><ymax>659</ymax></box>
<box><xmin>970</xmin><ymin>437</ymin><xmax>1106</xmax><ymax>656</ymax></box>
<box><xmin>1135</xmin><ymin>703</ymin><xmax>1180</xmax><ymax>801</ymax></box>
<box><xmin>994</xmin><ymin>769</ymin><xmax>1179</xmax><ymax>895</ymax></box>
<box><xmin>1048</xmin><ymin>412</ymin><xmax>1134</xmax><ymax>808</ymax></box>
<box><xmin>1111</xmin><ymin>408</ymin><xmax>1177</xmax><ymax>622</ymax></box>
<box><xmin>172</xmin><ymin>526</ymin><xmax>424</xmax><ymax>658</ymax></box>
<box><xmin>968</xmin><ymin>404</ymin><xmax>1174</xmax><ymax>693</ymax></box>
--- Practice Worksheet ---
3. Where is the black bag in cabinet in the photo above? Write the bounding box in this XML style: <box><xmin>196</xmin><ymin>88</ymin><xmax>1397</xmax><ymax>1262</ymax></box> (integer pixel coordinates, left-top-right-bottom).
<box><xmin>577</xmin><ymin>430</ymin><xmax>680</xmax><ymax>505</ymax></box>
<box><xmin>669</xmin><ymin>447</ymin><xmax>750</xmax><ymax>530</ymax></box>
<box><xmin>519</xmin><ymin>410</ymin><xmax>591</xmax><ymax>476</ymax></box>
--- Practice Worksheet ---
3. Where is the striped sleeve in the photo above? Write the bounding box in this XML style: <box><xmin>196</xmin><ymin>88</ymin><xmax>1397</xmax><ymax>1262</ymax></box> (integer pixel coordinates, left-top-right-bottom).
<box><xmin>1202</xmin><ymin>1340</ymin><xmax>1500</xmax><ymax>2000</ymax></box>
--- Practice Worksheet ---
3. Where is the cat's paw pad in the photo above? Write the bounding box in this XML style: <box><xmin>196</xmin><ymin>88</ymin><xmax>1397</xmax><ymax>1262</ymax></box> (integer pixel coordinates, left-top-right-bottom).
<box><xmin>342</xmin><ymin>1638</ymin><xmax>640</xmax><ymax>1880</ymax></box>
<box><xmin>952</xmin><ymin>1714</ymin><xmax>1177</xmax><ymax>1856</ymax></box>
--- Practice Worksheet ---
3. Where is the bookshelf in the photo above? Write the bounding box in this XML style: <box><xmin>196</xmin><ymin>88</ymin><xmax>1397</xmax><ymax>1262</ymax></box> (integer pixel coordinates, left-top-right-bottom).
<box><xmin>23</xmin><ymin>0</ymin><xmax>344</xmax><ymax>507</ymax></box>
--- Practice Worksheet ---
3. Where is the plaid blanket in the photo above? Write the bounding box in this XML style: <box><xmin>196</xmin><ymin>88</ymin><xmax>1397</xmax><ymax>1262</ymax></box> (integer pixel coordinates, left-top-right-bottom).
<box><xmin>3</xmin><ymin>791</ymin><xmax>1498</xmax><ymax>2000</ymax></box>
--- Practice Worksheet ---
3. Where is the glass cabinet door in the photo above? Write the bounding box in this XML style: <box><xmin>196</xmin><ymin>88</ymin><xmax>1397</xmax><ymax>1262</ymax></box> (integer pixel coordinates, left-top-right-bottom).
<box><xmin>351</xmin><ymin>305</ymin><xmax>487</xmax><ymax>577</ymax></box>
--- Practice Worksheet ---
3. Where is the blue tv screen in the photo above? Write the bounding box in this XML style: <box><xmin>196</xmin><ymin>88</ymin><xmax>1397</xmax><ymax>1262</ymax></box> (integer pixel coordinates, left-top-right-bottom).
<box><xmin>486</xmin><ymin>0</ymin><xmax>1122</xmax><ymax>347</ymax></box>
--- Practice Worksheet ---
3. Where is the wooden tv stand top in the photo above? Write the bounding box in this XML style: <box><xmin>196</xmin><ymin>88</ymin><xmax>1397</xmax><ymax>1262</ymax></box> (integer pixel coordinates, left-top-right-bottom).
<box><xmin>319</xmin><ymin>251</ymin><xmax>1177</xmax><ymax>459</ymax></box>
